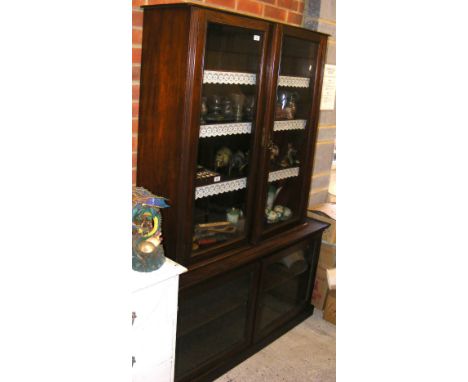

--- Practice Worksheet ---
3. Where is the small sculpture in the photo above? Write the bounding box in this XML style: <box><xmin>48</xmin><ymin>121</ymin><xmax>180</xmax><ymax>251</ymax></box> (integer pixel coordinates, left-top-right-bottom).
<box><xmin>200</xmin><ymin>97</ymin><xmax>208</xmax><ymax>124</ymax></box>
<box><xmin>265</xmin><ymin>208</ymin><xmax>280</xmax><ymax>224</ymax></box>
<box><xmin>132</xmin><ymin>187</ymin><xmax>169</xmax><ymax>272</ymax></box>
<box><xmin>280</xmin><ymin>143</ymin><xmax>299</xmax><ymax>168</ymax></box>
<box><xmin>270</xmin><ymin>143</ymin><xmax>280</xmax><ymax>163</ymax></box>
<box><xmin>244</xmin><ymin>96</ymin><xmax>256</xmax><ymax>121</ymax></box>
<box><xmin>206</xmin><ymin>95</ymin><xmax>224</xmax><ymax>122</ymax></box>
<box><xmin>214</xmin><ymin>147</ymin><xmax>232</xmax><ymax>171</ymax></box>
<box><xmin>229</xmin><ymin>150</ymin><xmax>248</xmax><ymax>176</ymax></box>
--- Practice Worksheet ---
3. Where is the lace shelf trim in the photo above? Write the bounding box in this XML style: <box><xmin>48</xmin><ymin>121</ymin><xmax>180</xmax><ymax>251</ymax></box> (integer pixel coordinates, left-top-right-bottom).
<box><xmin>195</xmin><ymin>178</ymin><xmax>247</xmax><ymax>200</ymax></box>
<box><xmin>199</xmin><ymin>122</ymin><xmax>252</xmax><ymax>138</ymax></box>
<box><xmin>268</xmin><ymin>167</ymin><xmax>300</xmax><ymax>182</ymax></box>
<box><xmin>278</xmin><ymin>75</ymin><xmax>310</xmax><ymax>88</ymax></box>
<box><xmin>273</xmin><ymin>119</ymin><xmax>307</xmax><ymax>131</ymax></box>
<box><xmin>203</xmin><ymin>70</ymin><xmax>256</xmax><ymax>85</ymax></box>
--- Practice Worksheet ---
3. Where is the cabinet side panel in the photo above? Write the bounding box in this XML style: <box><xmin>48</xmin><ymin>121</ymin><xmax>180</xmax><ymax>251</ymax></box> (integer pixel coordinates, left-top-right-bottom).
<box><xmin>137</xmin><ymin>7</ymin><xmax>191</xmax><ymax>260</ymax></box>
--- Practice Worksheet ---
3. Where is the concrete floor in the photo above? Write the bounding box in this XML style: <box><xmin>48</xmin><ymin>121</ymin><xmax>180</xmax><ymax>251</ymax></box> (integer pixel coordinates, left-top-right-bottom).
<box><xmin>214</xmin><ymin>310</ymin><xmax>336</xmax><ymax>382</ymax></box>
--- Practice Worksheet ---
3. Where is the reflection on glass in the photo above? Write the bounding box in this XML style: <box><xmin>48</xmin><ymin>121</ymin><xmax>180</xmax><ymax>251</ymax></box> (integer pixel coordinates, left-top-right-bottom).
<box><xmin>258</xmin><ymin>246</ymin><xmax>311</xmax><ymax>333</ymax></box>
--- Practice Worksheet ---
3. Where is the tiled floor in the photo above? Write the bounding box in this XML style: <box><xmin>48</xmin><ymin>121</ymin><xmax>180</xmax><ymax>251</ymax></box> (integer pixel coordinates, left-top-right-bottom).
<box><xmin>215</xmin><ymin>310</ymin><xmax>336</xmax><ymax>382</ymax></box>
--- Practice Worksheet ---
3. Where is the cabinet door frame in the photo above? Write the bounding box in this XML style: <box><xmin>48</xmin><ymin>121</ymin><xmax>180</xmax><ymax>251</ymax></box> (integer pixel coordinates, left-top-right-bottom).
<box><xmin>251</xmin><ymin>25</ymin><xmax>328</xmax><ymax>243</ymax></box>
<box><xmin>178</xmin><ymin>8</ymin><xmax>272</xmax><ymax>265</ymax></box>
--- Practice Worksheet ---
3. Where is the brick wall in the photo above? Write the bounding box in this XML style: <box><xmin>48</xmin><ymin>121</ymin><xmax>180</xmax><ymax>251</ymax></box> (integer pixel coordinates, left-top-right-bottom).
<box><xmin>132</xmin><ymin>0</ymin><xmax>306</xmax><ymax>185</ymax></box>
<box><xmin>303</xmin><ymin>0</ymin><xmax>336</xmax><ymax>206</ymax></box>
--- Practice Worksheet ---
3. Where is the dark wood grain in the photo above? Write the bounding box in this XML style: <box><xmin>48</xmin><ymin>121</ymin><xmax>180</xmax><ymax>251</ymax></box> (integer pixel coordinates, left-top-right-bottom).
<box><xmin>136</xmin><ymin>7</ymin><xmax>192</xmax><ymax>261</ymax></box>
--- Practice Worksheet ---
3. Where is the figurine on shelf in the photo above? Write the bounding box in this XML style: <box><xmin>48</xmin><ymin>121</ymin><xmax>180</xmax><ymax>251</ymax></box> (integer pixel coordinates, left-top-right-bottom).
<box><xmin>222</xmin><ymin>98</ymin><xmax>234</xmax><ymax>122</ymax></box>
<box><xmin>280</xmin><ymin>143</ymin><xmax>299</xmax><ymax>168</ymax></box>
<box><xmin>230</xmin><ymin>93</ymin><xmax>245</xmax><ymax>122</ymax></box>
<box><xmin>206</xmin><ymin>94</ymin><xmax>224</xmax><ymax>122</ymax></box>
<box><xmin>214</xmin><ymin>147</ymin><xmax>232</xmax><ymax>171</ymax></box>
<box><xmin>200</xmin><ymin>97</ymin><xmax>208</xmax><ymax>124</ymax></box>
<box><xmin>229</xmin><ymin>150</ymin><xmax>248</xmax><ymax>176</ymax></box>
<box><xmin>266</xmin><ymin>185</ymin><xmax>282</xmax><ymax>210</ymax></box>
<box><xmin>132</xmin><ymin>187</ymin><xmax>170</xmax><ymax>272</ymax></box>
<box><xmin>265</xmin><ymin>208</ymin><xmax>280</xmax><ymax>224</ymax></box>
<box><xmin>270</xmin><ymin>143</ymin><xmax>280</xmax><ymax>163</ymax></box>
<box><xmin>244</xmin><ymin>96</ymin><xmax>255</xmax><ymax>121</ymax></box>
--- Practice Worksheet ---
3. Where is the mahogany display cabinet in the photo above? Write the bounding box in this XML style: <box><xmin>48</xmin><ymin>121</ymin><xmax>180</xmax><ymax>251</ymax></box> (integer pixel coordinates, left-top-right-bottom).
<box><xmin>136</xmin><ymin>4</ymin><xmax>329</xmax><ymax>381</ymax></box>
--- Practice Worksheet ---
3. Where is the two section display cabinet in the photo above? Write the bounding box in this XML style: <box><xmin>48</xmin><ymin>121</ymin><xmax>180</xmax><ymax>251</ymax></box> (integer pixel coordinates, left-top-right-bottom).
<box><xmin>136</xmin><ymin>3</ymin><xmax>329</xmax><ymax>381</ymax></box>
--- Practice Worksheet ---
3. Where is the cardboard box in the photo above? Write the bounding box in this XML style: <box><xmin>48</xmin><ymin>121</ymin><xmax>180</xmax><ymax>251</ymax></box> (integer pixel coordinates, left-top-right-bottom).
<box><xmin>311</xmin><ymin>242</ymin><xmax>336</xmax><ymax>310</ymax></box>
<box><xmin>311</xmin><ymin>266</ymin><xmax>328</xmax><ymax>310</ymax></box>
<box><xmin>323</xmin><ymin>290</ymin><xmax>336</xmax><ymax>325</ymax></box>
<box><xmin>307</xmin><ymin>203</ymin><xmax>336</xmax><ymax>244</ymax></box>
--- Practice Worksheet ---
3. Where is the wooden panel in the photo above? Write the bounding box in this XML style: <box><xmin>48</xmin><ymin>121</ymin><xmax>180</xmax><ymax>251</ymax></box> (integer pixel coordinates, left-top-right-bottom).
<box><xmin>136</xmin><ymin>7</ymin><xmax>192</xmax><ymax>261</ymax></box>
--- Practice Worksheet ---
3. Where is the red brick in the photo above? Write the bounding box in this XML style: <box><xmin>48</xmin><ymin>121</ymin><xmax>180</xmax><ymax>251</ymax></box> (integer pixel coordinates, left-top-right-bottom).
<box><xmin>132</xmin><ymin>8</ymin><xmax>143</xmax><ymax>28</ymax></box>
<box><xmin>132</xmin><ymin>169</ymin><xmax>137</xmax><ymax>185</ymax></box>
<box><xmin>287</xmin><ymin>11</ymin><xmax>302</xmax><ymax>25</ymax></box>
<box><xmin>132</xmin><ymin>29</ymin><xmax>142</xmax><ymax>45</ymax></box>
<box><xmin>296</xmin><ymin>1</ymin><xmax>304</xmax><ymax>14</ymax></box>
<box><xmin>264</xmin><ymin>5</ymin><xmax>286</xmax><ymax>21</ymax></box>
<box><xmin>132</xmin><ymin>135</ymin><xmax>138</xmax><ymax>152</ymax></box>
<box><xmin>278</xmin><ymin>0</ymin><xmax>296</xmax><ymax>10</ymax></box>
<box><xmin>132</xmin><ymin>0</ymin><xmax>146</xmax><ymax>6</ymax></box>
<box><xmin>132</xmin><ymin>153</ymin><xmax>138</xmax><ymax>167</ymax></box>
<box><xmin>237</xmin><ymin>0</ymin><xmax>263</xmax><ymax>15</ymax></box>
<box><xmin>132</xmin><ymin>84</ymin><xmax>140</xmax><ymax>101</ymax></box>
<box><xmin>132</xmin><ymin>65</ymin><xmax>141</xmax><ymax>82</ymax></box>
<box><xmin>132</xmin><ymin>119</ymin><xmax>139</xmax><ymax>134</ymax></box>
<box><xmin>147</xmin><ymin>0</ymin><xmax>185</xmax><ymax>4</ymax></box>
<box><xmin>205</xmin><ymin>0</ymin><xmax>236</xmax><ymax>9</ymax></box>
<box><xmin>132</xmin><ymin>102</ymin><xmax>139</xmax><ymax>118</ymax></box>
<box><xmin>132</xmin><ymin>47</ymin><xmax>142</xmax><ymax>64</ymax></box>
<box><xmin>258</xmin><ymin>0</ymin><xmax>276</xmax><ymax>4</ymax></box>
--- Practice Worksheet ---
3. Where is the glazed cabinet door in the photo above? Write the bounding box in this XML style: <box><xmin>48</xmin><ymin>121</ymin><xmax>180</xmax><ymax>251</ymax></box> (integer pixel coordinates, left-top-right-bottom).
<box><xmin>185</xmin><ymin>9</ymin><xmax>270</xmax><ymax>263</ymax></box>
<box><xmin>254</xmin><ymin>237</ymin><xmax>320</xmax><ymax>341</ymax></box>
<box><xmin>175</xmin><ymin>263</ymin><xmax>259</xmax><ymax>382</ymax></box>
<box><xmin>254</xmin><ymin>26</ymin><xmax>327</xmax><ymax>240</ymax></box>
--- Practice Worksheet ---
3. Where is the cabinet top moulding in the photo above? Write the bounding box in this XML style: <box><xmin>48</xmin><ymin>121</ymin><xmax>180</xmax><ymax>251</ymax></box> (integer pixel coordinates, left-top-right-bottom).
<box><xmin>140</xmin><ymin>3</ymin><xmax>330</xmax><ymax>38</ymax></box>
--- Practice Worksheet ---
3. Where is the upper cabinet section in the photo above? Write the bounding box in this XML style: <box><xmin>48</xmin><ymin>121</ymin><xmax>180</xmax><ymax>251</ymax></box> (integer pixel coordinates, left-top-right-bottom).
<box><xmin>137</xmin><ymin>5</ymin><xmax>327</xmax><ymax>265</ymax></box>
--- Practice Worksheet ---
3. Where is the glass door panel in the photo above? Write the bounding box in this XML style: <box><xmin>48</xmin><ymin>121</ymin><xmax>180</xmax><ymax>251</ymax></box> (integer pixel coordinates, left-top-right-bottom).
<box><xmin>193</xmin><ymin>22</ymin><xmax>265</xmax><ymax>255</ymax></box>
<box><xmin>175</xmin><ymin>265</ymin><xmax>256</xmax><ymax>380</ymax></box>
<box><xmin>263</xmin><ymin>35</ymin><xmax>319</xmax><ymax>230</ymax></box>
<box><xmin>255</xmin><ymin>240</ymin><xmax>315</xmax><ymax>339</ymax></box>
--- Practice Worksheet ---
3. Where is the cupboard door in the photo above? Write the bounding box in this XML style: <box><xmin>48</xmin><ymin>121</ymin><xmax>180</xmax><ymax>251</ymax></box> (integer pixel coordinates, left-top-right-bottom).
<box><xmin>175</xmin><ymin>263</ymin><xmax>258</xmax><ymax>381</ymax></box>
<box><xmin>188</xmin><ymin>11</ymin><xmax>270</xmax><ymax>262</ymax></box>
<box><xmin>255</xmin><ymin>238</ymin><xmax>319</xmax><ymax>340</ymax></box>
<box><xmin>255</xmin><ymin>26</ymin><xmax>327</xmax><ymax>240</ymax></box>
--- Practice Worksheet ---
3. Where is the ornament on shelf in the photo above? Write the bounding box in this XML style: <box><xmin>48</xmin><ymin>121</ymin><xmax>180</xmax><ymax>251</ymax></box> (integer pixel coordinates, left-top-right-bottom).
<box><xmin>132</xmin><ymin>187</ymin><xmax>169</xmax><ymax>272</ymax></box>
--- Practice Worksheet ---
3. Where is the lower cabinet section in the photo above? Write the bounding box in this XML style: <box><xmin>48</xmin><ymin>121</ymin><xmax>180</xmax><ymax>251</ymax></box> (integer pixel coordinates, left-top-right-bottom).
<box><xmin>175</xmin><ymin>233</ymin><xmax>322</xmax><ymax>382</ymax></box>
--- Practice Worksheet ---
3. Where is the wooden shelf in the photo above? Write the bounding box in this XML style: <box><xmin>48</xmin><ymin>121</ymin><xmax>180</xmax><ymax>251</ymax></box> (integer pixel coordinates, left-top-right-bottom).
<box><xmin>273</xmin><ymin>119</ymin><xmax>307</xmax><ymax>131</ymax></box>
<box><xmin>278</xmin><ymin>75</ymin><xmax>310</xmax><ymax>88</ymax></box>
<box><xmin>203</xmin><ymin>70</ymin><xmax>256</xmax><ymax>85</ymax></box>
<box><xmin>199</xmin><ymin>122</ymin><xmax>252</xmax><ymax>138</ymax></box>
<box><xmin>195</xmin><ymin>177</ymin><xmax>247</xmax><ymax>199</ymax></box>
<box><xmin>268</xmin><ymin>167</ymin><xmax>300</xmax><ymax>182</ymax></box>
